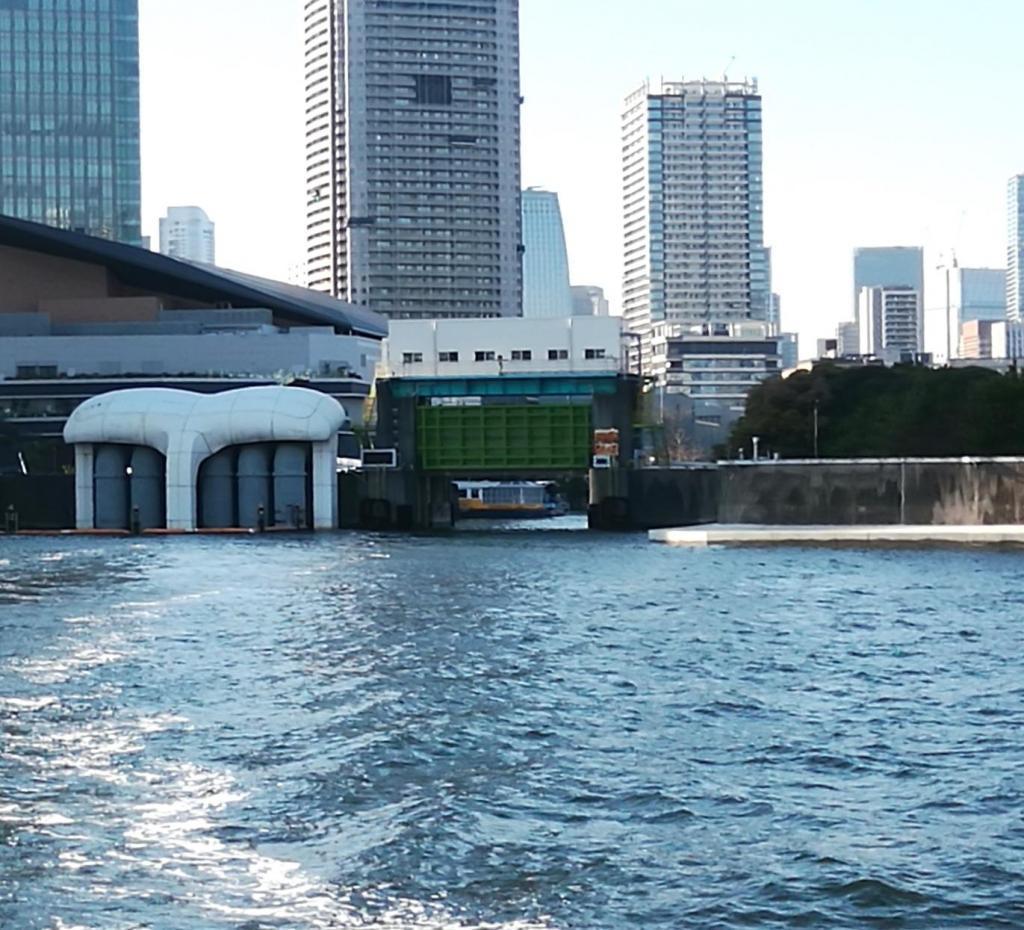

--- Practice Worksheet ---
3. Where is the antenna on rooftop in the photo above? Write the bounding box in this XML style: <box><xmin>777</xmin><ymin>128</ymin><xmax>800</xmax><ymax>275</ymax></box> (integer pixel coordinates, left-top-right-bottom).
<box><xmin>723</xmin><ymin>56</ymin><xmax>736</xmax><ymax>80</ymax></box>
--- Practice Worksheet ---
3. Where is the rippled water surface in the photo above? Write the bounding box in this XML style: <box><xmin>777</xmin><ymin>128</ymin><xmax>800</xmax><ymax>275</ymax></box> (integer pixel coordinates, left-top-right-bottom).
<box><xmin>2</xmin><ymin>526</ymin><xmax>1024</xmax><ymax>929</ymax></box>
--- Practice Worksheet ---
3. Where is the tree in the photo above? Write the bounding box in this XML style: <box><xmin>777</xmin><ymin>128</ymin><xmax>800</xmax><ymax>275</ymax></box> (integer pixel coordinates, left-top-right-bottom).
<box><xmin>723</xmin><ymin>364</ymin><xmax>1024</xmax><ymax>459</ymax></box>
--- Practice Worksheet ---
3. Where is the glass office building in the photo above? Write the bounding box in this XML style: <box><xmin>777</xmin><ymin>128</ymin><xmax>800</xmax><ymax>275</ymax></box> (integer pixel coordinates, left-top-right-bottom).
<box><xmin>0</xmin><ymin>0</ymin><xmax>142</xmax><ymax>245</ymax></box>
<box><xmin>522</xmin><ymin>188</ymin><xmax>573</xmax><ymax>318</ymax></box>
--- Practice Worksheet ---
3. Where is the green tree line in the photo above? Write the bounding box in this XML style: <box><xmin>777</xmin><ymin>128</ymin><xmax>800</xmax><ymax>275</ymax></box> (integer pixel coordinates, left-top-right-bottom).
<box><xmin>724</xmin><ymin>363</ymin><xmax>1024</xmax><ymax>459</ymax></box>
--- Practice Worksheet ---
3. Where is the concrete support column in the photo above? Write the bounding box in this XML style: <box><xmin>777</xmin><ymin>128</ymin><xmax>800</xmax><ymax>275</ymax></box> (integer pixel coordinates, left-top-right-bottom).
<box><xmin>74</xmin><ymin>444</ymin><xmax>95</xmax><ymax>530</ymax></box>
<box><xmin>311</xmin><ymin>439</ymin><xmax>337</xmax><ymax>530</ymax></box>
<box><xmin>165</xmin><ymin>441</ymin><xmax>200</xmax><ymax>532</ymax></box>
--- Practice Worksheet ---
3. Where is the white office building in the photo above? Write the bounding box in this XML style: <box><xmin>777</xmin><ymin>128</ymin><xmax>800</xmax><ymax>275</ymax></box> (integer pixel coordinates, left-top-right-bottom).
<box><xmin>522</xmin><ymin>188</ymin><xmax>573</xmax><ymax>318</ymax></box>
<box><xmin>382</xmin><ymin>316</ymin><xmax>623</xmax><ymax>378</ymax></box>
<box><xmin>304</xmin><ymin>0</ymin><xmax>522</xmax><ymax>319</ymax></box>
<box><xmin>857</xmin><ymin>286</ymin><xmax>922</xmax><ymax>361</ymax></box>
<box><xmin>159</xmin><ymin>206</ymin><xmax>215</xmax><ymax>264</ymax></box>
<box><xmin>621</xmin><ymin>78</ymin><xmax>768</xmax><ymax>397</ymax></box>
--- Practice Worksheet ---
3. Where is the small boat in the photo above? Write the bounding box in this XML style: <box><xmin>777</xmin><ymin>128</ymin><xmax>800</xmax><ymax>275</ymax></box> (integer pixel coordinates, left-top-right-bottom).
<box><xmin>456</xmin><ymin>481</ymin><xmax>567</xmax><ymax>519</ymax></box>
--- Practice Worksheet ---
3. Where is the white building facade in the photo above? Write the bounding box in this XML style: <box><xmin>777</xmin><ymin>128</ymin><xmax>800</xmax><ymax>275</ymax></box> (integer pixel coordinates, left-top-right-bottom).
<box><xmin>382</xmin><ymin>316</ymin><xmax>623</xmax><ymax>379</ymax></box>
<box><xmin>159</xmin><ymin>206</ymin><xmax>215</xmax><ymax>264</ymax></box>
<box><xmin>857</xmin><ymin>286</ymin><xmax>923</xmax><ymax>361</ymax></box>
<box><xmin>522</xmin><ymin>188</ymin><xmax>573</xmax><ymax>318</ymax></box>
<box><xmin>621</xmin><ymin>78</ymin><xmax>768</xmax><ymax>394</ymax></box>
<box><xmin>304</xmin><ymin>0</ymin><xmax>522</xmax><ymax>319</ymax></box>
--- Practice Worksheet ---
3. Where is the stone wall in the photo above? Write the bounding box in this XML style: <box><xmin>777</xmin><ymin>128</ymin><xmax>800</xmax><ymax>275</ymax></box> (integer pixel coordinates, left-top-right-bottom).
<box><xmin>718</xmin><ymin>459</ymin><xmax>1024</xmax><ymax>526</ymax></box>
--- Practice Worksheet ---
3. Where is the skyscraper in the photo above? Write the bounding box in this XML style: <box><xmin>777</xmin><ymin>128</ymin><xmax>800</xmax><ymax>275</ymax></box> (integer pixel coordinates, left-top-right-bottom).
<box><xmin>621</xmin><ymin>78</ymin><xmax>770</xmax><ymax>397</ymax></box>
<box><xmin>522</xmin><ymin>188</ymin><xmax>572</xmax><ymax>318</ymax></box>
<box><xmin>1008</xmin><ymin>176</ymin><xmax>1024</xmax><ymax>322</ymax></box>
<box><xmin>159</xmin><ymin>206</ymin><xmax>216</xmax><ymax>264</ymax></box>
<box><xmin>0</xmin><ymin>0</ymin><xmax>142</xmax><ymax>245</ymax></box>
<box><xmin>852</xmin><ymin>247</ymin><xmax>924</xmax><ymax>319</ymax></box>
<box><xmin>304</xmin><ymin>0</ymin><xmax>522</xmax><ymax>319</ymax></box>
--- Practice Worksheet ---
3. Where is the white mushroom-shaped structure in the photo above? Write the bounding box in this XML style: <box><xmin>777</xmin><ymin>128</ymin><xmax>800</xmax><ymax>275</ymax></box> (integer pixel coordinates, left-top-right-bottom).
<box><xmin>64</xmin><ymin>386</ymin><xmax>347</xmax><ymax>531</ymax></box>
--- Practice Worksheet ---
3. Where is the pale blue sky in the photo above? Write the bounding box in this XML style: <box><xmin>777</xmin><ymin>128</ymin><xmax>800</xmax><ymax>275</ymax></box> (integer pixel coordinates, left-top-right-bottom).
<box><xmin>139</xmin><ymin>1</ymin><xmax>1024</xmax><ymax>353</ymax></box>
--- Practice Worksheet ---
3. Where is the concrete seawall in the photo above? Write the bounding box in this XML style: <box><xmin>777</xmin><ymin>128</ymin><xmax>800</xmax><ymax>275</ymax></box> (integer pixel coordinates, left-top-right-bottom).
<box><xmin>718</xmin><ymin>459</ymin><xmax>1024</xmax><ymax>526</ymax></box>
<box><xmin>590</xmin><ymin>458</ymin><xmax>1024</xmax><ymax>530</ymax></box>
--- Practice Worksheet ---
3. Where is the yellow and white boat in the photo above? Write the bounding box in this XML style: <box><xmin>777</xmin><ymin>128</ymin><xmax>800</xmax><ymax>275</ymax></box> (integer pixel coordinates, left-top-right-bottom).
<box><xmin>456</xmin><ymin>481</ymin><xmax>566</xmax><ymax>519</ymax></box>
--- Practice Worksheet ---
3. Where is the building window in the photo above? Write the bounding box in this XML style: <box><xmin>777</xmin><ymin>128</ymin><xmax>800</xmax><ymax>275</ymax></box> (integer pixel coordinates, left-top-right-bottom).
<box><xmin>548</xmin><ymin>349</ymin><xmax>568</xmax><ymax>360</ymax></box>
<box><xmin>475</xmin><ymin>351</ymin><xmax>496</xmax><ymax>362</ymax></box>
<box><xmin>402</xmin><ymin>352</ymin><xmax>423</xmax><ymax>364</ymax></box>
<box><xmin>439</xmin><ymin>351</ymin><xmax>459</xmax><ymax>363</ymax></box>
<box><xmin>414</xmin><ymin>74</ymin><xmax>453</xmax><ymax>106</ymax></box>
<box><xmin>584</xmin><ymin>348</ymin><xmax>607</xmax><ymax>359</ymax></box>
<box><xmin>511</xmin><ymin>350</ymin><xmax>532</xmax><ymax>361</ymax></box>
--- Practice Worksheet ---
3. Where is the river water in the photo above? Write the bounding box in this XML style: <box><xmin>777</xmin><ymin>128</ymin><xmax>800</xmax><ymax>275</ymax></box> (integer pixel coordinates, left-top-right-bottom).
<box><xmin>2</xmin><ymin>524</ymin><xmax>1024</xmax><ymax>928</ymax></box>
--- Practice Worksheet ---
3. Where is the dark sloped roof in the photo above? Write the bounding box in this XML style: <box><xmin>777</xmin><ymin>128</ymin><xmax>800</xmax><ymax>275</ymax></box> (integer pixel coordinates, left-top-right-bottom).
<box><xmin>0</xmin><ymin>213</ymin><xmax>387</xmax><ymax>339</ymax></box>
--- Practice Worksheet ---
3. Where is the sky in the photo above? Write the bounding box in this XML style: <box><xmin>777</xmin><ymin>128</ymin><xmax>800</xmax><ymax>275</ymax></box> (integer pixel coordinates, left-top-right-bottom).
<box><xmin>138</xmin><ymin>0</ymin><xmax>1024</xmax><ymax>356</ymax></box>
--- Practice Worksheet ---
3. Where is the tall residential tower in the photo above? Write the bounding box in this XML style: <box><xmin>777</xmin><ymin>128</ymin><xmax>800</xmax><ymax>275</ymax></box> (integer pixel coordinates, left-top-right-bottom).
<box><xmin>0</xmin><ymin>0</ymin><xmax>142</xmax><ymax>244</ymax></box>
<box><xmin>1008</xmin><ymin>176</ymin><xmax>1024</xmax><ymax>322</ymax></box>
<box><xmin>304</xmin><ymin>0</ymin><xmax>522</xmax><ymax>319</ymax></box>
<box><xmin>159</xmin><ymin>206</ymin><xmax>215</xmax><ymax>264</ymax></box>
<box><xmin>622</xmin><ymin>79</ymin><xmax>774</xmax><ymax>414</ymax></box>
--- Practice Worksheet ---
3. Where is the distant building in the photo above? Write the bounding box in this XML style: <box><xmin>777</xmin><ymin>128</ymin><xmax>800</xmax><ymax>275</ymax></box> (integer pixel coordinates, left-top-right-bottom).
<box><xmin>663</xmin><ymin>322</ymin><xmax>780</xmax><ymax>427</ymax></box>
<box><xmin>952</xmin><ymin>268</ymin><xmax>1007</xmax><ymax>323</ymax></box>
<box><xmin>159</xmin><ymin>207</ymin><xmax>215</xmax><ymax>264</ymax></box>
<box><xmin>961</xmin><ymin>320</ymin><xmax>1004</xmax><ymax>360</ymax></box>
<box><xmin>817</xmin><ymin>337</ymin><xmax>839</xmax><ymax>359</ymax></box>
<box><xmin>304</xmin><ymin>0</ymin><xmax>522</xmax><ymax>318</ymax></box>
<box><xmin>382</xmin><ymin>316</ymin><xmax>623</xmax><ymax>378</ymax></box>
<box><xmin>0</xmin><ymin>0</ymin><xmax>142</xmax><ymax>245</ymax></box>
<box><xmin>1008</xmin><ymin>176</ymin><xmax>1024</xmax><ymax>322</ymax></box>
<box><xmin>622</xmin><ymin>79</ymin><xmax>766</xmax><ymax>384</ymax></box>
<box><xmin>853</xmin><ymin>247</ymin><xmax>924</xmax><ymax>320</ymax></box>
<box><xmin>522</xmin><ymin>189</ymin><xmax>573</xmax><ymax>318</ymax></box>
<box><xmin>947</xmin><ymin>268</ymin><xmax>1006</xmax><ymax>356</ymax></box>
<box><xmin>768</xmin><ymin>293</ymin><xmax>782</xmax><ymax>335</ymax></box>
<box><xmin>858</xmin><ymin>286</ymin><xmax>923</xmax><ymax>361</ymax></box>
<box><xmin>571</xmin><ymin>286</ymin><xmax>610</xmax><ymax>317</ymax></box>
<box><xmin>836</xmin><ymin>321</ymin><xmax>860</xmax><ymax>357</ymax></box>
<box><xmin>779</xmin><ymin>332</ymin><xmax>799</xmax><ymax>370</ymax></box>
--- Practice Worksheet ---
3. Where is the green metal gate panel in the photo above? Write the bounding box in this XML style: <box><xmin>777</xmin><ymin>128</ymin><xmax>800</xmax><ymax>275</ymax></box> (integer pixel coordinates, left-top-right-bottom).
<box><xmin>417</xmin><ymin>404</ymin><xmax>592</xmax><ymax>471</ymax></box>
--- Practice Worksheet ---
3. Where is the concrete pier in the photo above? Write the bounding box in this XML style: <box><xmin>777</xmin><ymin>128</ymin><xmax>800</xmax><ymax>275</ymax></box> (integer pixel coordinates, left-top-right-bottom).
<box><xmin>650</xmin><ymin>523</ymin><xmax>1024</xmax><ymax>548</ymax></box>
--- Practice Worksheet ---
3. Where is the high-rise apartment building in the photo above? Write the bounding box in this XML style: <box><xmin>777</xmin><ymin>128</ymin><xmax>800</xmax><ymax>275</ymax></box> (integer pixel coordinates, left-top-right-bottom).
<box><xmin>852</xmin><ymin>247</ymin><xmax>924</xmax><ymax>319</ymax></box>
<box><xmin>522</xmin><ymin>188</ymin><xmax>572</xmax><ymax>318</ymax></box>
<box><xmin>1008</xmin><ymin>176</ymin><xmax>1024</xmax><ymax>322</ymax></box>
<box><xmin>159</xmin><ymin>206</ymin><xmax>215</xmax><ymax>264</ymax></box>
<box><xmin>857</xmin><ymin>286</ymin><xmax>922</xmax><ymax>361</ymax></box>
<box><xmin>0</xmin><ymin>0</ymin><xmax>141</xmax><ymax>245</ymax></box>
<box><xmin>304</xmin><ymin>0</ymin><xmax>522</xmax><ymax>319</ymax></box>
<box><xmin>621</xmin><ymin>78</ymin><xmax>768</xmax><ymax>389</ymax></box>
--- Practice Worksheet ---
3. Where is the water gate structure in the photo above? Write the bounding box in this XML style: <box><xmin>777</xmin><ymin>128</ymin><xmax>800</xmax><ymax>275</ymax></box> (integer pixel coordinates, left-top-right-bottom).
<box><xmin>364</xmin><ymin>373</ymin><xmax>642</xmax><ymax>528</ymax></box>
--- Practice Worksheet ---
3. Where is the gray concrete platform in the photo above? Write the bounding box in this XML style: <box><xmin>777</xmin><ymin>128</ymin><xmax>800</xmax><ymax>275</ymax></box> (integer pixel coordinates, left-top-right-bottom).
<box><xmin>649</xmin><ymin>524</ymin><xmax>1024</xmax><ymax>548</ymax></box>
